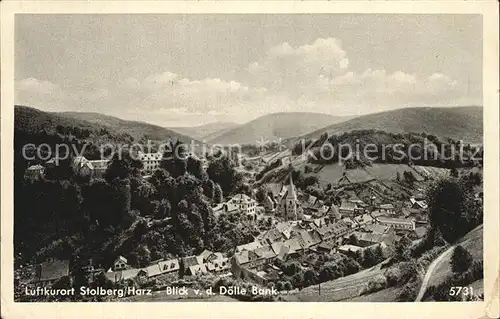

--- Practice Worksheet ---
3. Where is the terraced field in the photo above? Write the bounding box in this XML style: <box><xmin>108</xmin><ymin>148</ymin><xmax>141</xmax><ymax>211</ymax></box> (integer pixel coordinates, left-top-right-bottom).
<box><xmin>282</xmin><ymin>264</ymin><xmax>386</xmax><ymax>302</ymax></box>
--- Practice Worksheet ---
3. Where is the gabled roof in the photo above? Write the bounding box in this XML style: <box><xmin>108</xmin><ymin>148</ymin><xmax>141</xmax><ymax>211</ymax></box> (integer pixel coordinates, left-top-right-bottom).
<box><xmin>144</xmin><ymin>264</ymin><xmax>163</xmax><ymax>277</ymax></box>
<box><xmin>182</xmin><ymin>256</ymin><xmax>199</xmax><ymax>268</ymax></box>
<box><xmin>158</xmin><ymin>259</ymin><xmax>180</xmax><ymax>273</ymax></box>
<box><xmin>230</xmin><ymin>194</ymin><xmax>255</xmax><ymax>204</ymax></box>
<box><xmin>234</xmin><ymin>250</ymin><xmax>260</xmax><ymax>265</ymax></box>
<box><xmin>377</xmin><ymin>216</ymin><xmax>415</xmax><ymax>225</ymax></box>
<box><xmin>188</xmin><ymin>264</ymin><xmax>208</xmax><ymax>276</ymax></box>
<box><xmin>338</xmin><ymin>244</ymin><xmax>363</xmax><ymax>253</ymax></box>
<box><xmin>364</xmin><ymin>223</ymin><xmax>390</xmax><ymax>234</ymax></box>
<box><xmin>252</xmin><ymin>246</ymin><xmax>277</xmax><ymax>259</ymax></box>
<box><xmin>105</xmin><ymin>268</ymin><xmax>141</xmax><ymax>282</ymax></box>
<box><xmin>339</xmin><ymin>201</ymin><xmax>358</xmax><ymax>211</ymax></box>
<box><xmin>115</xmin><ymin>256</ymin><xmax>127</xmax><ymax>264</ymax></box>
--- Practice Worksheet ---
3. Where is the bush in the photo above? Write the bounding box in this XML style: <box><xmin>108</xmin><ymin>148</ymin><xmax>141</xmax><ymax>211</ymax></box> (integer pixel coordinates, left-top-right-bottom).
<box><xmin>397</xmin><ymin>277</ymin><xmax>422</xmax><ymax>301</ymax></box>
<box><xmin>384</xmin><ymin>267</ymin><xmax>402</xmax><ymax>286</ymax></box>
<box><xmin>360</xmin><ymin>274</ymin><xmax>388</xmax><ymax>295</ymax></box>
<box><xmin>450</xmin><ymin>245</ymin><xmax>473</xmax><ymax>273</ymax></box>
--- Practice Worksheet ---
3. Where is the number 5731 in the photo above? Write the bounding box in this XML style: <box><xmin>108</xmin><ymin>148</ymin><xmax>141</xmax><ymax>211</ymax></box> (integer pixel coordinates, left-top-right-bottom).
<box><xmin>449</xmin><ymin>286</ymin><xmax>473</xmax><ymax>296</ymax></box>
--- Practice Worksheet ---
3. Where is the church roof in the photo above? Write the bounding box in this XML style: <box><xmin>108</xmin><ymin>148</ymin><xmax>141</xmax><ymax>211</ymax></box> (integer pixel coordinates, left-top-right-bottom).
<box><xmin>285</xmin><ymin>174</ymin><xmax>297</xmax><ymax>199</ymax></box>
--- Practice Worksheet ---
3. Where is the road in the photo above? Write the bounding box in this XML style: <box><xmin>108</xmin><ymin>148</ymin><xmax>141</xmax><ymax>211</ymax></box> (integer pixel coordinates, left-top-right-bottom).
<box><xmin>414</xmin><ymin>245</ymin><xmax>455</xmax><ymax>301</ymax></box>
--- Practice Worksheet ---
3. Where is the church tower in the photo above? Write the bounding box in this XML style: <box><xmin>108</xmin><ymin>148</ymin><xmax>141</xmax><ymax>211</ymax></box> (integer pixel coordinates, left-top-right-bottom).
<box><xmin>283</xmin><ymin>162</ymin><xmax>297</xmax><ymax>221</ymax></box>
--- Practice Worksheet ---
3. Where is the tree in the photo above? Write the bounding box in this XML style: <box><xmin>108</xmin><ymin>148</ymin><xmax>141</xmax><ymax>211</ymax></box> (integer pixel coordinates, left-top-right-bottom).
<box><xmin>427</xmin><ymin>177</ymin><xmax>481</xmax><ymax>243</ymax></box>
<box><xmin>213</xmin><ymin>183</ymin><xmax>223</xmax><ymax>203</ymax></box>
<box><xmin>284</xmin><ymin>281</ymin><xmax>293</xmax><ymax>291</ymax></box>
<box><xmin>255</xmin><ymin>185</ymin><xmax>270</xmax><ymax>203</ymax></box>
<box><xmin>450</xmin><ymin>167</ymin><xmax>459</xmax><ymax>178</ymax></box>
<box><xmin>303</xmin><ymin>269</ymin><xmax>318</xmax><ymax>286</ymax></box>
<box><xmin>394</xmin><ymin>235</ymin><xmax>412</xmax><ymax>261</ymax></box>
<box><xmin>348</xmin><ymin>233</ymin><xmax>359</xmax><ymax>246</ymax></box>
<box><xmin>450</xmin><ymin>245</ymin><xmax>473</xmax><ymax>273</ymax></box>
<box><xmin>105</xmin><ymin>151</ymin><xmax>142</xmax><ymax>183</ymax></box>
<box><xmin>187</xmin><ymin>156</ymin><xmax>204</xmax><ymax>179</ymax></box>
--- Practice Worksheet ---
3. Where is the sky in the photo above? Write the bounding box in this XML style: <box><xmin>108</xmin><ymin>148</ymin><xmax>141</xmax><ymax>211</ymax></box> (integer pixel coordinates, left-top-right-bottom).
<box><xmin>15</xmin><ymin>14</ymin><xmax>482</xmax><ymax>127</ymax></box>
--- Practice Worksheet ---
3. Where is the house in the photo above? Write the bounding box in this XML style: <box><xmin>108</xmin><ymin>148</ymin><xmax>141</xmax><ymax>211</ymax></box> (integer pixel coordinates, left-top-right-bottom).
<box><xmin>351</xmin><ymin>231</ymin><xmax>393</xmax><ymax>248</ymax></box>
<box><xmin>158</xmin><ymin>258</ymin><xmax>180</xmax><ymax>274</ymax></box>
<box><xmin>261</xmin><ymin>228</ymin><xmax>285</xmax><ymax>244</ymax></box>
<box><xmin>37</xmin><ymin>259</ymin><xmax>70</xmax><ymax>284</ymax></box>
<box><xmin>72</xmin><ymin>156</ymin><xmax>93</xmax><ymax>177</ymax></box>
<box><xmin>226</xmin><ymin>194</ymin><xmax>257</xmax><ymax>214</ymax></box>
<box><xmin>181</xmin><ymin>256</ymin><xmax>200</xmax><ymax>273</ymax></box>
<box><xmin>316</xmin><ymin>242</ymin><xmax>335</xmax><ymax>254</ymax></box>
<box><xmin>233</xmin><ymin>250</ymin><xmax>262</xmax><ymax>269</ymax></box>
<box><xmin>205</xmin><ymin>257</ymin><xmax>231</xmax><ymax>274</ymax></box>
<box><xmin>339</xmin><ymin>201</ymin><xmax>363</xmax><ymax>217</ymax></box>
<box><xmin>410</xmin><ymin>198</ymin><xmax>428</xmax><ymax>210</ymax></box>
<box><xmin>105</xmin><ymin>268</ymin><xmax>142</xmax><ymax>283</ymax></box>
<box><xmin>137</xmin><ymin>151</ymin><xmax>163</xmax><ymax>175</ymax></box>
<box><xmin>24</xmin><ymin>164</ymin><xmax>45</xmax><ymax>180</ymax></box>
<box><xmin>252</xmin><ymin>245</ymin><xmax>277</xmax><ymax>263</ymax></box>
<box><xmin>408</xmin><ymin>226</ymin><xmax>427</xmax><ymax>240</ymax></box>
<box><xmin>337</xmin><ymin>244</ymin><xmax>363</xmax><ymax>258</ymax></box>
<box><xmin>363</xmin><ymin>223</ymin><xmax>391</xmax><ymax>235</ymax></box>
<box><xmin>236</xmin><ymin>241</ymin><xmax>264</xmax><ymax>253</ymax></box>
<box><xmin>187</xmin><ymin>264</ymin><xmax>208</xmax><ymax>276</ymax></box>
<box><xmin>140</xmin><ymin>258</ymin><xmax>181</xmax><ymax>279</ymax></box>
<box><xmin>112</xmin><ymin>256</ymin><xmax>128</xmax><ymax>271</ymax></box>
<box><xmin>379</xmin><ymin>204</ymin><xmax>395</xmax><ymax>214</ymax></box>
<box><xmin>196</xmin><ymin>250</ymin><xmax>224</xmax><ymax>264</ymax></box>
<box><xmin>377</xmin><ymin>216</ymin><xmax>416</xmax><ymax>231</ymax></box>
<box><xmin>354</xmin><ymin>213</ymin><xmax>374</xmax><ymax>227</ymax></box>
<box><xmin>316</xmin><ymin>221</ymin><xmax>350</xmax><ymax>245</ymax></box>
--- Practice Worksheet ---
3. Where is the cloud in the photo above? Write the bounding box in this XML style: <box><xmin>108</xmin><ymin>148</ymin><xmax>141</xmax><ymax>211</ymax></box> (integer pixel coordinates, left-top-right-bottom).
<box><xmin>16</xmin><ymin>78</ymin><xmax>59</xmax><ymax>95</ymax></box>
<box><xmin>15</xmin><ymin>37</ymin><xmax>470</xmax><ymax>125</ymax></box>
<box><xmin>245</xmin><ymin>37</ymin><xmax>463</xmax><ymax>111</ymax></box>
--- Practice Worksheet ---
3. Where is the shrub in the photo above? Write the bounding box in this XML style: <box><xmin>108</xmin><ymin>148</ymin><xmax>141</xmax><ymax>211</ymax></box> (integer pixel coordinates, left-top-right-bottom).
<box><xmin>450</xmin><ymin>245</ymin><xmax>473</xmax><ymax>273</ymax></box>
<box><xmin>360</xmin><ymin>274</ymin><xmax>388</xmax><ymax>295</ymax></box>
<box><xmin>397</xmin><ymin>277</ymin><xmax>422</xmax><ymax>301</ymax></box>
<box><xmin>384</xmin><ymin>266</ymin><xmax>402</xmax><ymax>286</ymax></box>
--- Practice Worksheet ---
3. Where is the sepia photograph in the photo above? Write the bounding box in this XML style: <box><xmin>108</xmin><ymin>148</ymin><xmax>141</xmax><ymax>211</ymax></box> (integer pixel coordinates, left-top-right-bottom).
<box><xmin>1</xmin><ymin>2</ymin><xmax>499</xmax><ymax>318</ymax></box>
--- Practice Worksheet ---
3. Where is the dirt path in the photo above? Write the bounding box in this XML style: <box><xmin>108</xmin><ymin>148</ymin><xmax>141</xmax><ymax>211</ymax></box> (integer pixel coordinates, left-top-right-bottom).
<box><xmin>414</xmin><ymin>245</ymin><xmax>455</xmax><ymax>301</ymax></box>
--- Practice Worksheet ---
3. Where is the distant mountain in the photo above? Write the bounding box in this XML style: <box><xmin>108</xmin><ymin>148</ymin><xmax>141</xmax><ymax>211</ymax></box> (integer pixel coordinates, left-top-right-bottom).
<box><xmin>169</xmin><ymin>122</ymin><xmax>239</xmax><ymax>140</ymax></box>
<box><xmin>291</xmin><ymin>106</ymin><xmax>483</xmax><ymax>144</ymax></box>
<box><xmin>58</xmin><ymin>111</ymin><xmax>198</xmax><ymax>143</ymax></box>
<box><xmin>210</xmin><ymin>112</ymin><xmax>354</xmax><ymax>145</ymax></box>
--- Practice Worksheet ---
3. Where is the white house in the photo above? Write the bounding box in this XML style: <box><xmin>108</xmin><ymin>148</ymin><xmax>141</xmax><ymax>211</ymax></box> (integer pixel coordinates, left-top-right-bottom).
<box><xmin>137</xmin><ymin>151</ymin><xmax>163</xmax><ymax>175</ymax></box>
<box><xmin>376</xmin><ymin>216</ymin><xmax>416</xmax><ymax>231</ymax></box>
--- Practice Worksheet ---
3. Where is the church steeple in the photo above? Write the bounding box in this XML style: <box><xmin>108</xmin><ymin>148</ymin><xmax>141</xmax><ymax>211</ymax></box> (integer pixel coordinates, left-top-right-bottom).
<box><xmin>286</xmin><ymin>163</ymin><xmax>296</xmax><ymax>199</ymax></box>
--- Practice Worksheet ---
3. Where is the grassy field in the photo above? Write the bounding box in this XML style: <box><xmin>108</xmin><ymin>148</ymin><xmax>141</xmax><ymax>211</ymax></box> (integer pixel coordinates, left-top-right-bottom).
<box><xmin>282</xmin><ymin>263</ymin><xmax>387</xmax><ymax>302</ymax></box>
<box><xmin>426</xmin><ymin>225</ymin><xmax>483</xmax><ymax>288</ymax></box>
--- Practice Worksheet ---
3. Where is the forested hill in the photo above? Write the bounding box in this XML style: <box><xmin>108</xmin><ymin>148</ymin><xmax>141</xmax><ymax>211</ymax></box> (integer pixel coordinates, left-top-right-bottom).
<box><xmin>291</xmin><ymin>106</ymin><xmax>483</xmax><ymax>145</ymax></box>
<box><xmin>59</xmin><ymin>110</ymin><xmax>198</xmax><ymax>143</ymax></box>
<box><xmin>14</xmin><ymin>105</ymin><xmax>200</xmax><ymax>174</ymax></box>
